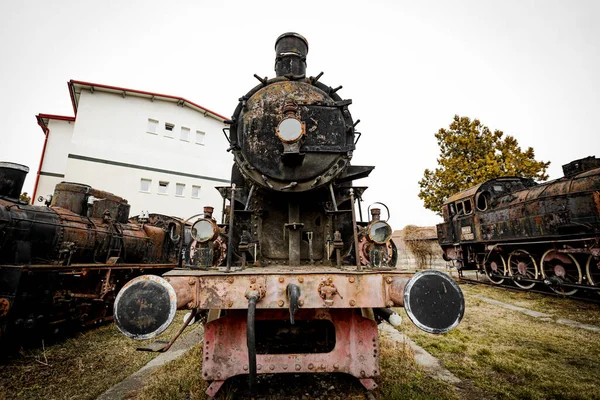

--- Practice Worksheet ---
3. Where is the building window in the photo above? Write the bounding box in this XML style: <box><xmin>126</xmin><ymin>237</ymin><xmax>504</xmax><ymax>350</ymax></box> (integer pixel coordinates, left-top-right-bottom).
<box><xmin>180</xmin><ymin>127</ymin><xmax>190</xmax><ymax>141</ymax></box>
<box><xmin>147</xmin><ymin>119</ymin><xmax>158</xmax><ymax>134</ymax></box>
<box><xmin>158</xmin><ymin>181</ymin><xmax>169</xmax><ymax>194</ymax></box>
<box><xmin>196</xmin><ymin>130</ymin><xmax>205</xmax><ymax>145</ymax></box>
<box><xmin>164</xmin><ymin>122</ymin><xmax>175</xmax><ymax>138</ymax></box>
<box><xmin>176</xmin><ymin>183</ymin><xmax>185</xmax><ymax>197</ymax></box>
<box><xmin>140</xmin><ymin>178</ymin><xmax>151</xmax><ymax>192</ymax></box>
<box><xmin>191</xmin><ymin>185</ymin><xmax>201</xmax><ymax>198</ymax></box>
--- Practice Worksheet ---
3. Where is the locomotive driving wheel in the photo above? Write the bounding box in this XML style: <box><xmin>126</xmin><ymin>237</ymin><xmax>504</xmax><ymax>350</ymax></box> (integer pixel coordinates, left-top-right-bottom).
<box><xmin>508</xmin><ymin>249</ymin><xmax>538</xmax><ymax>290</ymax></box>
<box><xmin>540</xmin><ymin>250</ymin><xmax>581</xmax><ymax>296</ymax></box>
<box><xmin>586</xmin><ymin>255</ymin><xmax>600</xmax><ymax>294</ymax></box>
<box><xmin>483</xmin><ymin>251</ymin><xmax>506</xmax><ymax>285</ymax></box>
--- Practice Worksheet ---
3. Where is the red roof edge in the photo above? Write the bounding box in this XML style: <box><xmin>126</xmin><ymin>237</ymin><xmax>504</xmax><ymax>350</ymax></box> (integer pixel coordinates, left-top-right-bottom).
<box><xmin>38</xmin><ymin>113</ymin><xmax>76</xmax><ymax>122</ymax></box>
<box><xmin>68</xmin><ymin>79</ymin><xmax>229</xmax><ymax>121</ymax></box>
<box><xmin>32</xmin><ymin>115</ymin><xmax>51</xmax><ymax>202</ymax></box>
<box><xmin>68</xmin><ymin>80</ymin><xmax>78</xmax><ymax>115</ymax></box>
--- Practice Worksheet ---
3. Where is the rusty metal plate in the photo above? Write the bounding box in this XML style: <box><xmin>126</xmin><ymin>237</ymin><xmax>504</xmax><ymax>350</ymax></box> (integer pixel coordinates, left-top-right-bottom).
<box><xmin>164</xmin><ymin>268</ymin><xmax>412</xmax><ymax>309</ymax></box>
<box><xmin>202</xmin><ymin>309</ymin><xmax>379</xmax><ymax>383</ymax></box>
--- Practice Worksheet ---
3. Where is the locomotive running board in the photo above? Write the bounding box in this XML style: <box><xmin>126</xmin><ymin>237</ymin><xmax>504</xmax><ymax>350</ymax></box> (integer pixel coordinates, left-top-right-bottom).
<box><xmin>202</xmin><ymin>308</ymin><xmax>379</xmax><ymax>398</ymax></box>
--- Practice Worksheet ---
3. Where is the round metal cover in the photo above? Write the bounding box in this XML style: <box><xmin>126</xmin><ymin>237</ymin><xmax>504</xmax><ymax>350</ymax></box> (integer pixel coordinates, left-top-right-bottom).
<box><xmin>403</xmin><ymin>270</ymin><xmax>464</xmax><ymax>334</ymax></box>
<box><xmin>191</xmin><ymin>219</ymin><xmax>217</xmax><ymax>243</ymax></box>
<box><xmin>368</xmin><ymin>221</ymin><xmax>393</xmax><ymax>244</ymax></box>
<box><xmin>114</xmin><ymin>275</ymin><xmax>177</xmax><ymax>340</ymax></box>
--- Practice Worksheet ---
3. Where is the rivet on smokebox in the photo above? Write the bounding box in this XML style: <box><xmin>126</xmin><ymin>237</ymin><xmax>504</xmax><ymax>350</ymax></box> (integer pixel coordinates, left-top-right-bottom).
<box><xmin>250</xmin><ymin>277</ymin><xmax>256</xmax><ymax>283</ymax></box>
<box><xmin>349</xmin><ymin>277</ymin><xmax>355</xmax><ymax>283</ymax></box>
<box><xmin>386</xmin><ymin>277</ymin><xmax>392</xmax><ymax>284</ymax></box>
<box><xmin>298</xmin><ymin>277</ymin><xmax>304</xmax><ymax>283</ymax></box>
<box><xmin>227</xmin><ymin>300</ymin><xmax>233</xmax><ymax>308</ymax></box>
<box><xmin>349</xmin><ymin>300</ymin><xmax>356</xmax><ymax>306</ymax></box>
<box><xmin>188</xmin><ymin>278</ymin><xmax>196</xmax><ymax>285</ymax></box>
<box><xmin>298</xmin><ymin>299</ymin><xmax>304</xmax><ymax>306</ymax></box>
<box><xmin>227</xmin><ymin>277</ymin><xmax>234</xmax><ymax>284</ymax></box>
<box><xmin>333</xmin><ymin>363</ymin><xmax>339</xmax><ymax>369</ymax></box>
<box><xmin>387</xmin><ymin>301</ymin><xmax>394</xmax><ymax>307</ymax></box>
<box><xmin>278</xmin><ymin>300</ymin><xmax>285</xmax><ymax>307</ymax></box>
<box><xmin>279</xmin><ymin>277</ymin><xmax>284</xmax><ymax>283</ymax></box>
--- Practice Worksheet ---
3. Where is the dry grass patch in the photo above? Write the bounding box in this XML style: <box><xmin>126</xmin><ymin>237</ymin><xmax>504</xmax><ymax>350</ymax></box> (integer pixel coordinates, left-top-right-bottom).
<box><xmin>462</xmin><ymin>281</ymin><xmax>600</xmax><ymax>325</ymax></box>
<box><xmin>398</xmin><ymin>284</ymin><xmax>600</xmax><ymax>400</ymax></box>
<box><xmin>0</xmin><ymin>311</ymin><xmax>192</xmax><ymax>400</ymax></box>
<box><xmin>376</xmin><ymin>336</ymin><xmax>458</xmax><ymax>400</ymax></box>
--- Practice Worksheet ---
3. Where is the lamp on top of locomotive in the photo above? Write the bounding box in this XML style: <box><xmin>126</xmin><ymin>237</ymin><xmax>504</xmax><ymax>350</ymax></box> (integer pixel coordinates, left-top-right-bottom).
<box><xmin>358</xmin><ymin>206</ymin><xmax>397</xmax><ymax>268</ymax></box>
<box><xmin>188</xmin><ymin>206</ymin><xmax>227</xmax><ymax>268</ymax></box>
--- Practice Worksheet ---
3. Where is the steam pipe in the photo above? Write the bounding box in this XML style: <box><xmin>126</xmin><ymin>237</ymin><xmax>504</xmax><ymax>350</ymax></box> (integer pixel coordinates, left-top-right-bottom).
<box><xmin>247</xmin><ymin>295</ymin><xmax>258</xmax><ymax>393</ymax></box>
<box><xmin>226</xmin><ymin>184</ymin><xmax>236</xmax><ymax>272</ymax></box>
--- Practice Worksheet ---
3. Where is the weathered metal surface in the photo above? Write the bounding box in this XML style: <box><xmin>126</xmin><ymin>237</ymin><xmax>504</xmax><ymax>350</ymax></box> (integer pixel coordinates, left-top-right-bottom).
<box><xmin>0</xmin><ymin>162</ymin><xmax>29</xmax><ymax>199</ymax></box>
<box><xmin>202</xmin><ymin>308</ymin><xmax>380</xmax><ymax>392</ymax></box>
<box><xmin>0</xmin><ymin>172</ymin><xmax>183</xmax><ymax>350</ymax></box>
<box><xmin>274</xmin><ymin>32</ymin><xmax>309</xmax><ymax>77</ymax></box>
<box><xmin>51</xmin><ymin>182</ymin><xmax>131</xmax><ymax>222</ymax></box>
<box><xmin>160</xmin><ymin>270</ymin><xmax>414</xmax><ymax>310</ymax></box>
<box><xmin>438</xmin><ymin>156</ymin><xmax>600</xmax><ymax>294</ymax></box>
<box><xmin>235</xmin><ymin>80</ymin><xmax>351</xmax><ymax>192</ymax></box>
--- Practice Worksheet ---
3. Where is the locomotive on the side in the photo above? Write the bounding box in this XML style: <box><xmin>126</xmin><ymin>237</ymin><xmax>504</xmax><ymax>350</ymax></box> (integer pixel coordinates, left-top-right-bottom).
<box><xmin>113</xmin><ymin>33</ymin><xmax>465</xmax><ymax>396</ymax></box>
<box><xmin>437</xmin><ymin>156</ymin><xmax>600</xmax><ymax>296</ymax></box>
<box><xmin>0</xmin><ymin>162</ymin><xmax>183</xmax><ymax>350</ymax></box>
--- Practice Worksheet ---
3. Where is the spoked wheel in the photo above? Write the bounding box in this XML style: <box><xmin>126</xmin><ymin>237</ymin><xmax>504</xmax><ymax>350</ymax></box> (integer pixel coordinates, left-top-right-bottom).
<box><xmin>586</xmin><ymin>255</ymin><xmax>600</xmax><ymax>295</ymax></box>
<box><xmin>483</xmin><ymin>251</ymin><xmax>507</xmax><ymax>285</ymax></box>
<box><xmin>508</xmin><ymin>249</ymin><xmax>538</xmax><ymax>290</ymax></box>
<box><xmin>540</xmin><ymin>250</ymin><xmax>581</xmax><ymax>296</ymax></box>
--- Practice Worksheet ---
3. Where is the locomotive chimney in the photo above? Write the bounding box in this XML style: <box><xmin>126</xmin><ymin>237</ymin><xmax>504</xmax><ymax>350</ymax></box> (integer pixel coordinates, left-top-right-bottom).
<box><xmin>0</xmin><ymin>162</ymin><xmax>29</xmax><ymax>200</ymax></box>
<box><xmin>274</xmin><ymin>32</ymin><xmax>309</xmax><ymax>77</ymax></box>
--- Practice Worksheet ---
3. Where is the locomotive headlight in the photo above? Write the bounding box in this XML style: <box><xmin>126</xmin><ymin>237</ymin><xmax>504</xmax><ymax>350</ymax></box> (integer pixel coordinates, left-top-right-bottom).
<box><xmin>191</xmin><ymin>218</ymin><xmax>218</xmax><ymax>243</ymax></box>
<box><xmin>368</xmin><ymin>221</ymin><xmax>393</xmax><ymax>244</ymax></box>
<box><xmin>276</xmin><ymin>117</ymin><xmax>305</xmax><ymax>143</ymax></box>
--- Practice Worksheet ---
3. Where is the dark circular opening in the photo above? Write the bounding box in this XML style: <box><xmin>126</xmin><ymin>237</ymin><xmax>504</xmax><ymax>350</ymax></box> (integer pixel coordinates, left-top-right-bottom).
<box><xmin>115</xmin><ymin>280</ymin><xmax>172</xmax><ymax>338</ymax></box>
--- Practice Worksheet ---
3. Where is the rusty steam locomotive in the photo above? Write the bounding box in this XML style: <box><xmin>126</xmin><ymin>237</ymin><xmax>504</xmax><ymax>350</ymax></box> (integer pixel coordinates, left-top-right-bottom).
<box><xmin>0</xmin><ymin>162</ymin><xmax>183</xmax><ymax>349</ymax></box>
<box><xmin>113</xmin><ymin>33</ymin><xmax>465</xmax><ymax>396</ymax></box>
<box><xmin>437</xmin><ymin>156</ymin><xmax>600</xmax><ymax>296</ymax></box>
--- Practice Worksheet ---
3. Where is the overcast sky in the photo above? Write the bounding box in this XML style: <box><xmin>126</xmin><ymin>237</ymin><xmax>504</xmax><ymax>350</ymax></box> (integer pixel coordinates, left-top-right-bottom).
<box><xmin>1</xmin><ymin>0</ymin><xmax>598</xmax><ymax>229</ymax></box>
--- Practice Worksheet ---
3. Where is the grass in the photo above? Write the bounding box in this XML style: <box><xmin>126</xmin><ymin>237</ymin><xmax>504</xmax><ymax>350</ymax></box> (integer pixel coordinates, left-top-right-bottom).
<box><xmin>398</xmin><ymin>283</ymin><xmax>600</xmax><ymax>400</ymax></box>
<box><xmin>0</xmin><ymin>311</ymin><xmax>193</xmax><ymax>400</ymax></box>
<box><xmin>375</xmin><ymin>336</ymin><xmax>458</xmax><ymax>400</ymax></box>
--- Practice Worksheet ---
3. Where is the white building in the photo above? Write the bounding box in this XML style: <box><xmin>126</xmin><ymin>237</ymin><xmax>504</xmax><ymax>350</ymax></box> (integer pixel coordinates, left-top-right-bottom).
<box><xmin>33</xmin><ymin>80</ymin><xmax>231</xmax><ymax>220</ymax></box>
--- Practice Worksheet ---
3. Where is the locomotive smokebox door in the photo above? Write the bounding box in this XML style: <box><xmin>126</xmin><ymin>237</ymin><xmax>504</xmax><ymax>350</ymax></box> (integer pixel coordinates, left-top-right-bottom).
<box><xmin>114</xmin><ymin>275</ymin><xmax>177</xmax><ymax>340</ymax></box>
<box><xmin>403</xmin><ymin>270</ymin><xmax>465</xmax><ymax>334</ymax></box>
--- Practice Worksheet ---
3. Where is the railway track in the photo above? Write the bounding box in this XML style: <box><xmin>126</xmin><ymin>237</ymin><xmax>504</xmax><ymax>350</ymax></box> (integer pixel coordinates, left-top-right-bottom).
<box><xmin>458</xmin><ymin>272</ymin><xmax>600</xmax><ymax>305</ymax></box>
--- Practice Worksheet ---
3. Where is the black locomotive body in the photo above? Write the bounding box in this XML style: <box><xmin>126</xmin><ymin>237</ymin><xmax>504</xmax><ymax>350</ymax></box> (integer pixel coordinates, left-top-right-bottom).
<box><xmin>437</xmin><ymin>156</ymin><xmax>600</xmax><ymax>295</ymax></box>
<box><xmin>113</xmin><ymin>33</ymin><xmax>465</xmax><ymax>396</ymax></box>
<box><xmin>0</xmin><ymin>162</ymin><xmax>183</xmax><ymax>349</ymax></box>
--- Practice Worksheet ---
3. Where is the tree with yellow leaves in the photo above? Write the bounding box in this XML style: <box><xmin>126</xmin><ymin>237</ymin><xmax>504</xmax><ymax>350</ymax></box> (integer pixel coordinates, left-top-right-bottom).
<box><xmin>419</xmin><ymin>115</ymin><xmax>550</xmax><ymax>215</ymax></box>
